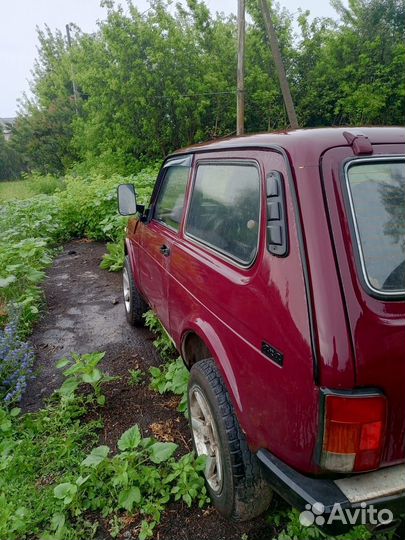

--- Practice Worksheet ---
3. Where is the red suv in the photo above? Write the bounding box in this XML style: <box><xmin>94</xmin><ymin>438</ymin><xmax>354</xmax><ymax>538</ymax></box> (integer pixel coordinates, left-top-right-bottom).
<box><xmin>118</xmin><ymin>127</ymin><xmax>405</xmax><ymax>533</ymax></box>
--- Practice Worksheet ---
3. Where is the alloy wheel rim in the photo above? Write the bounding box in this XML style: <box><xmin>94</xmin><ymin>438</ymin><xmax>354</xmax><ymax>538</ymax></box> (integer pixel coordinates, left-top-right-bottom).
<box><xmin>190</xmin><ymin>387</ymin><xmax>223</xmax><ymax>494</ymax></box>
<box><xmin>122</xmin><ymin>268</ymin><xmax>131</xmax><ymax>313</ymax></box>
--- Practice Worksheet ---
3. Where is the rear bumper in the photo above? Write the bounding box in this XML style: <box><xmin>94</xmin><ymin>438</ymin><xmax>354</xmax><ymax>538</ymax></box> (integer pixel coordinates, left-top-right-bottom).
<box><xmin>257</xmin><ymin>449</ymin><xmax>405</xmax><ymax>535</ymax></box>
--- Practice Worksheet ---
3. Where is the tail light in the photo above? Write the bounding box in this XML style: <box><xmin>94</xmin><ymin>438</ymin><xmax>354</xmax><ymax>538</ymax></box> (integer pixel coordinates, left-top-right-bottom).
<box><xmin>320</xmin><ymin>392</ymin><xmax>387</xmax><ymax>473</ymax></box>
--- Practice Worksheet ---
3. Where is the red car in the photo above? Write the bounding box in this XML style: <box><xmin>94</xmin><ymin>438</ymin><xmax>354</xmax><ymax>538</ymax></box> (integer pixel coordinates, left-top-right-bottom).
<box><xmin>118</xmin><ymin>127</ymin><xmax>405</xmax><ymax>534</ymax></box>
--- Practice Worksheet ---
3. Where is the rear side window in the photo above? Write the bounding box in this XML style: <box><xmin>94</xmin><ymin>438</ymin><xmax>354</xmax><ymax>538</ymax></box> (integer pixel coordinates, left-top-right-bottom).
<box><xmin>346</xmin><ymin>158</ymin><xmax>405</xmax><ymax>295</ymax></box>
<box><xmin>154</xmin><ymin>165</ymin><xmax>190</xmax><ymax>231</ymax></box>
<box><xmin>186</xmin><ymin>162</ymin><xmax>261</xmax><ymax>265</ymax></box>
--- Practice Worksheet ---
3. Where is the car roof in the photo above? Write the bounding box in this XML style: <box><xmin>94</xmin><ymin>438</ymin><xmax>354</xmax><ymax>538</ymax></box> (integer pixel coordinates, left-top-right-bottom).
<box><xmin>172</xmin><ymin>127</ymin><xmax>405</xmax><ymax>165</ymax></box>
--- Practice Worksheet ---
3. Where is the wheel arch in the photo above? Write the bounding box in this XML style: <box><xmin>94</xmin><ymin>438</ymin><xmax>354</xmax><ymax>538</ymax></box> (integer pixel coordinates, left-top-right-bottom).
<box><xmin>180</xmin><ymin>322</ymin><xmax>243</xmax><ymax>414</ymax></box>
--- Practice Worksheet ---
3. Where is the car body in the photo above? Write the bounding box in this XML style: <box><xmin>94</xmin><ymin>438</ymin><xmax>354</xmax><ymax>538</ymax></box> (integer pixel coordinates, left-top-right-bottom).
<box><xmin>119</xmin><ymin>127</ymin><xmax>405</xmax><ymax>532</ymax></box>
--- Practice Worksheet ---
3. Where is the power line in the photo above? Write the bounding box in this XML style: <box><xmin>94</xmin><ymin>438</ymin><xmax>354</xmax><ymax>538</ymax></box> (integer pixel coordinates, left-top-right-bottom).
<box><xmin>152</xmin><ymin>90</ymin><xmax>236</xmax><ymax>99</ymax></box>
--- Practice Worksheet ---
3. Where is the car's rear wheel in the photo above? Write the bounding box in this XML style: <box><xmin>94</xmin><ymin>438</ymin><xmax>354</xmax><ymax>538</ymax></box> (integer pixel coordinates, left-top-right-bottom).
<box><xmin>123</xmin><ymin>256</ymin><xmax>147</xmax><ymax>326</ymax></box>
<box><xmin>188</xmin><ymin>358</ymin><xmax>272</xmax><ymax>521</ymax></box>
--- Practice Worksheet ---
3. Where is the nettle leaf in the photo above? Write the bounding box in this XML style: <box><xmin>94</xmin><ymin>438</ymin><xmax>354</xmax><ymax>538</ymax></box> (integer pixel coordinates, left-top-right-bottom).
<box><xmin>118</xmin><ymin>486</ymin><xmax>141</xmax><ymax>511</ymax></box>
<box><xmin>117</xmin><ymin>425</ymin><xmax>141</xmax><ymax>451</ymax></box>
<box><xmin>81</xmin><ymin>445</ymin><xmax>110</xmax><ymax>467</ymax></box>
<box><xmin>149</xmin><ymin>442</ymin><xmax>178</xmax><ymax>464</ymax></box>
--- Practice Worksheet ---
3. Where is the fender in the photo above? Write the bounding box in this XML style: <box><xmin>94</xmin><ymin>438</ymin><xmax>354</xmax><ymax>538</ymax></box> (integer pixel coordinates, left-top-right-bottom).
<box><xmin>125</xmin><ymin>236</ymin><xmax>141</xmax><ymax>287</ymax></box>
<box><xmin>181</xmin><ymin>319</ymin><xmax>243</xmax><ymax>417</ymax></box>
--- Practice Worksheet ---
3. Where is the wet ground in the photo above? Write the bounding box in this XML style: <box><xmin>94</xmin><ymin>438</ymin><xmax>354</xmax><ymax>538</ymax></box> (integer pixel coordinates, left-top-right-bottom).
<box><xmin>23</xmin><ymin>239</ymin><xmax>276</xmax><ymax>540</ymax></box>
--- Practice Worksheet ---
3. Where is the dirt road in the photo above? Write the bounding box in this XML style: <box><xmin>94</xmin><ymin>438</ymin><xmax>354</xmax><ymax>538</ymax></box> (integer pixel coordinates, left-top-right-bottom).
<box><xmin>23</xmin><ymin>240</ymin><xmax>276</xmax><ymax>540</ymax></box>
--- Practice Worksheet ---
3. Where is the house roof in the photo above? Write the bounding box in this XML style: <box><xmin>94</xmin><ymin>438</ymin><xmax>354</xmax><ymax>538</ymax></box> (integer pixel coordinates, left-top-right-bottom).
<box><xmin>0</xmin><ymin>117</ymin><xmax>16</xmax><ymax>130</ymax></box>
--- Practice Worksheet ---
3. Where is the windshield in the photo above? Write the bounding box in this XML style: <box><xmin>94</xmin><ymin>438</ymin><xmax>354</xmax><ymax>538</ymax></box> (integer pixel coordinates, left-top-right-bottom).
<box><xmin>346</xmin><ymin>158</ymin><xmax>405</xmax><ymax>296</ymax></box>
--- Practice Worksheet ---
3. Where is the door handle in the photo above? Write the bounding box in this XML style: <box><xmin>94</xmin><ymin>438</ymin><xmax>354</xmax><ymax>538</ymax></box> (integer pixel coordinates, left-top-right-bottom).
<box><xmin>159</xmin><ymin>244</ymin><xmax>170</xmax><ymax>257</ymax></box>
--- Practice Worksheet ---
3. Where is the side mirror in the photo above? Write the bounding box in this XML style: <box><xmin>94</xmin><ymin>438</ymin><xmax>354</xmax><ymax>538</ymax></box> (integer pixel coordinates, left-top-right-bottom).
<box><xmin>117</xmin><ymin>184</ymin><xmax>137</xmax><ymax>215</ymax></box>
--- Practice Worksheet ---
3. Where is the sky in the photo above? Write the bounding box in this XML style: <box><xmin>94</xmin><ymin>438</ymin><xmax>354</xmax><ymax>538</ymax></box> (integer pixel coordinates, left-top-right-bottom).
<box><xmin>0</xmin><ymin>0</ymin><xmax>342</xmax><ymax>117</ymax></box>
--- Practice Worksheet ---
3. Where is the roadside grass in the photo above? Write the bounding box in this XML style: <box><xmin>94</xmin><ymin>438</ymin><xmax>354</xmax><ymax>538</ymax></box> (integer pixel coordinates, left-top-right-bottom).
<box><xmin>0</xmin><ymin>352</ymin><xmax>207</xmax><ymax>540</ymax></box>
<box><xmin>0</xmin><ymin>174</ymin><xmax>63</xmax><ymax>202</ymax></box>
<box><xmin>0</xmin><ymin>166</ymin><xmax>157</xmax><ymax>405</ymax></box>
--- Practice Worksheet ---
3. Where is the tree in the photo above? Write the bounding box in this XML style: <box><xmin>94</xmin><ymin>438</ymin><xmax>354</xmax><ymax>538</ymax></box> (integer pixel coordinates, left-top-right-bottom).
<box><xmin>0</xmin><ymin>131</ymin><xmax>24</xmax><ymax>180</ymax></box>
<box><xmin>11</xmin><ymin>25</ymin><xmax>79</xmax><ymax>174</ymax></box>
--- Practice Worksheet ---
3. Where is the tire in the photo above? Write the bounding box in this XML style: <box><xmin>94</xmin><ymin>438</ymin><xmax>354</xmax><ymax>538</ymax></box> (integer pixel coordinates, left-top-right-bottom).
<box><xmin>122</xmin><ymin>255</ymin><xmax>148</xmax><ymax>326</ymax></box>
<box><xmin>188</xmin><ymin>358</ymin><xmax>272</xmax><ymax>521</ymax></box>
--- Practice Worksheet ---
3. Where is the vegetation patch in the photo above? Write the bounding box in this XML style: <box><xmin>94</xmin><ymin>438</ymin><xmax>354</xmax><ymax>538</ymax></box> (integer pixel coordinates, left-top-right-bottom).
<box><xmin>0</xmin><ymin>168</ymin><xmax>156</xmax><ymax>402</ymax></box>
<box><xmin>0</xmin><ymin>353</ymin><xmax>208</xmax><ymax>540</ymax></box>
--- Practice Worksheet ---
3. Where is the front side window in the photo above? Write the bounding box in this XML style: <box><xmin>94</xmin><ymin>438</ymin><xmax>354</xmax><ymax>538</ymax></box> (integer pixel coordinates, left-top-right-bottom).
<box><xmin>346</xmin><ymin>158</ymin><xmax>405</xmax><ymax>295</ymax></box>
<box><xmin>186</xmin><ymin>162</ymin><xmax>261</xmax><ymax>265</ymax></box>
<box><xmin>154</xmin><ymin>164</ymin><xmax>190</xmax><ymax>230</ymax></box>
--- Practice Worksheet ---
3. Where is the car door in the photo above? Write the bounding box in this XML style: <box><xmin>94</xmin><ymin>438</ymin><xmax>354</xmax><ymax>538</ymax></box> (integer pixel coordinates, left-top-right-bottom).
<box><xmin>137</xmin><ymin>155</ymin><xmax>191</xmax><ymax>331</ymax></box>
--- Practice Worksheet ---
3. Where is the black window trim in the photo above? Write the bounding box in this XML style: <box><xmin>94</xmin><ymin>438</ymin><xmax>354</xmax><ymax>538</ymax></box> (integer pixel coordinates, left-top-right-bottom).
<box><xmin>184</xmin><ymin>158</ymin><xmax>262</xmax><ymax>269</ymax></box>
<box><xmin>151</xmin><ymin>155</ymin><xmax>192</xmax><ymax>233</ymax></box>
<box><xmin>343</xmin><ymin>155</ymin><xmax>405</xmax><ymax>300</ymax></box>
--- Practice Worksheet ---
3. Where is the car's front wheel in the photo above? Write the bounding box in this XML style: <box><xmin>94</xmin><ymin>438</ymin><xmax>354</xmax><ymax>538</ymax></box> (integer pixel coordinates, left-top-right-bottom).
<box><xmin>188</xmin><ymin>358</ymin><xmax>272</xmax><ymax>521</ymax></box>
<box><xmin>122</xmin><ymin>255</ymin><xmax>148</xmax><ymax>326</ymax></box>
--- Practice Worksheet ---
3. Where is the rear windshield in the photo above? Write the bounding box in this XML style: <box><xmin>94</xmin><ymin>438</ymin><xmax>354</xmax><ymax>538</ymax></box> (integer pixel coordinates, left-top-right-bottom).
<box><xmin>346</xmin><ymin>159</ymin><xmax>405</xmax><ymax>295</ymax></box>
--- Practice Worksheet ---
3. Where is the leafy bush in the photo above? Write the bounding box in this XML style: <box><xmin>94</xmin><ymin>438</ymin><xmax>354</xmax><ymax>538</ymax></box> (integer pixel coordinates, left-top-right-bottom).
<box><xmin>0</xmin><ymin>398</ymin><xmax>101</xmax><ymax>540</ymax></box>
<box><xmin>23</xmin><ymin>172</ymin><xmax>65</xmax><ymax>196</ymax></box>
<box><xmin>0</xmin><ymin>193</ymin><xmax>62</xmax><ymax>243</ymax></box>
<box><xmin>58</xmin><ymin>166</ymin><xmax>157</xmax><ymax>243</ymax></box>
<box><xmin>100</xmin><ymin>241</ymin><xmax>126</xmax><ymax>272</ymax></box>
<box><xmin>56</xmin><ymin>352</ymin><xmax>118</xmax><ymax>406</ymax></box>
<box><xmin>49</xmin><ymin>426</ymin><xmax>208</xmax><ymax>540</ymax></box>
<box><xmin>0</xmin><ymin>351</ymin><xmax>208</xmax><ymax>540</ymax></box>
<box><xmin>144</xmin><ymin>310</ymin><xmax>189</xmax><ymax>414</ymax></box>
<box><xmin>143</xmin><ymin>310</ymin><xmax>177</xmax><ymax>361</ymax></box>
<box><xmin>128</xmin><ymin>368</ymin><xmax>144</xmax><ymax>386</ymax></box>
<box><xmin>0</xmin><ymin>195</ymin><xmax>61</xmax><ymax>333</ymax></box>
<box><xmin>149</xmin><ymin>359</ymin><xmax>189</xmax><ymax>415</ymax></box>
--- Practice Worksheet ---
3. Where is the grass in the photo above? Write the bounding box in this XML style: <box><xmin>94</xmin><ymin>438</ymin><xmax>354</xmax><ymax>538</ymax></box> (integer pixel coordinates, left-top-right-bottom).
<box><xmin>0</xmin><ymin>175</ymin><xmax>63</xmax><ymax>202</ymax></box>
<box><xmin>0</xmin><ymin>179</ymin><xmax>34</xmax><ymax>201</ymax></box>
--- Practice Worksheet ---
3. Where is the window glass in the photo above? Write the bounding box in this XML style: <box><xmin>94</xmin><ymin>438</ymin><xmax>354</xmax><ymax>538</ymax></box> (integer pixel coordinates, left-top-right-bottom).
<box><xmin>154</xmin><ymin>166</ymin><xmax>189</xmax><ymax>230</ymax></box>
<box><xmin>347</xmin><ymin>160</ymin><xmax>405</xmax><ymax>293</ymax></box>
<box><xmin>186</xmin><ymin>163</ymin><xmax>261</xmax><ymax>264</ymax></box>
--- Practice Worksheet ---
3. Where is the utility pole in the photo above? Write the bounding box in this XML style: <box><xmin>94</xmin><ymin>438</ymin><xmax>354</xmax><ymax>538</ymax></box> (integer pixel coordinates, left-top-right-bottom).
<box><xmin>259</xmin><ymin>0</ymin><xmax>299</xmax><ymax>129</ymax></box>
<box><xmin>236</xmin><ymin>0</ymin><xmax>245</xmax><ymax>136</ymax></box>
<box><xmin>65</xmin><ymin>24</ymin><xmax>79</xmax><ymax>113</ymax></box>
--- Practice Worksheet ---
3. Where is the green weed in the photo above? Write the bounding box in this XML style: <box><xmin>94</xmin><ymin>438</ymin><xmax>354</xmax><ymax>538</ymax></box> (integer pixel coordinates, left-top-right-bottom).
<box><xmin>56</xmin><ymin>352</ymin><xmax>118</xmax><ymax>406</ymax></box>
<box><xmin>143</xmin><ymin>310</ymin><xmax>189</xmax><ymax>415</ymax></box>
<box><xmin>0</xmin><ymin>352</ymin><xmax>208</xmax><ymax>540</ymax></box>
<box><xmin>0</xmin><ymin>398</ymin><xmax>101</xmax><ymax>540</ymax></box>
<box><xmin>100</xmin><ymin>241</ymin><xmax>125</xmax><ymax>272</ymax></box>
<box><xmin>128</xmin><ymin>368</ymin><xmax>144</xmax><ymax>386</ymax></box>
<box><xmin>49</xmin><ymin>426</ymin><xmax>208</xmax><ymax>539</ymax></box>
<box><xmin>149</xmin><ymin>359</ymin><xmax>189</xmax><ymax>415</ymax></box>
<box><xmin>143</xmin><ymin>311</ymin><xmax>177</xmax><ymax>361</ymax></box>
